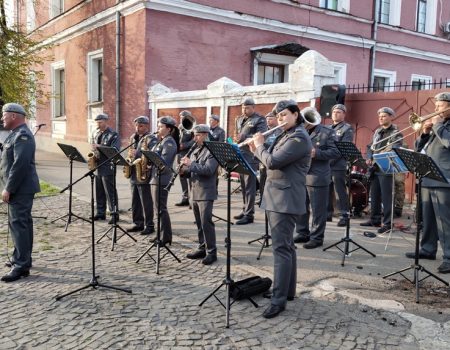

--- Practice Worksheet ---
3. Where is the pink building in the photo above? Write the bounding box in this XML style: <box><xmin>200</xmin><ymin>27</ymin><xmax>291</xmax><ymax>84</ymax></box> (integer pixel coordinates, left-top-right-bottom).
<box><xmin>7</xmin><ymin>0</ymin><xmax>450</xmax><ymax>152</ymax></box>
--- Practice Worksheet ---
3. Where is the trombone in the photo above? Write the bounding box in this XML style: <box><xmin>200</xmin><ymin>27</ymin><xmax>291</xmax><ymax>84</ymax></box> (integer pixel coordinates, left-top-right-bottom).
<box><xmin>370</xmin><ymin>107</ymin><xmax>450</xmax><ymax>151</ymax></box>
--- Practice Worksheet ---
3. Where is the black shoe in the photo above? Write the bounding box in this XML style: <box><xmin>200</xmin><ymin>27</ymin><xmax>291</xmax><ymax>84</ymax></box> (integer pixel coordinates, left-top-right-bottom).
<box><xmin>233</xmin><ymin>213</ymin><xmax>245</xmax><ymax>220</ymax></box>
<box><xmin>303</xmin><ymin>240</ymin><xmax>323</xmax><ymax>249</ymax></box>
<box><xmin>438</xmin><ymin>262</ymin><xmax>450</xmax><ymax>274</ymax></box>
<box><xmin>175</xmin><ymin>199</ymin><xmax>189</xmax><ymax>206</ymax></box>
<box><xmin>140</xmin><ymin>227</ymin><xmax>155</xmax><ymax>235</ymax></box>
<box><xmin>1</xmin><ymin>269</ymin><xmax>30</xmax><ymax>282</ymax></box>
<box><xmin>337</xmin><ymin>218</ymin><xmax>348</xmax><ymax>227</ymax></box>
<box><xmin>293</xmin><ymin>235</ymin><xmax>309</xmax><ymax>243</ymax></box>
<box><xmin>93</xmin><ymin>214</ymin><xmax>106</xmax><ymax>221</ymax></box>
<box><xmin>186</xmin><ymin>250</ymin><xmax>206</xmax><ymax>260</ymax></box>
<box><xmin>235</xmin><ymin>216</ymin><xmax>254</xmax><ymax>225</ymax></box>
<box><xmin>377</xmin><ymin>225</ymin><xmax>391</xmax><ymax>234</ymax></box>
<box><xmin>108</xmin><ymin>215</ymin><xmax>119</xmax><ymax>225</ymax></box>
<box><xmin>202</xmin><ymin>254</ymin><xmax>217</xmax><ymax>265</ymax></box>
<box><xmin>127</xmin><ymin>225</ymin><xmax>144</xmax><ymax>233</ymax></box>
<box><xmin>405</xmin><ymin>251</ymin><xmax>436</xmax><ymax>260</ymax></box>
<box><xmin>262</xmin><ymin>304</ymin><xmax>285</xmax><ymax>319</ymax></box>
<box><xmin>4</xmin><ymin>261</ymin><xmax>12</xmax><ymax>268</ymax></box>
<box><xmin>262</xmin><ymin>291</ymin><xmax>294</xmax><ymax>301</ymax></box>
<box><xmin>360</xmin><ymin>221</ymin><xmax>381</xmax><ymax>227</ymax></box>
<box><xmin>326</xmin><ymin>216</ymin><xmax>333</xmax><ymax>222</ymax></box>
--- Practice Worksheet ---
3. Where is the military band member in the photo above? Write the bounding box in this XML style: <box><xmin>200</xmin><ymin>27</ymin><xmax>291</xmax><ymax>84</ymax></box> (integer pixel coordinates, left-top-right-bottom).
<box><xmin>405</xmin><ymin>92</ymin><xmax>450</xmax><ymax>274</ymax></box>
<box><xmin>294</xmin><ymin>108</ymin><xmax>340</xmax><ymax>249</ymax></box>
<box><xmin>1</xmin><ymin>103</ymin><xmax>40</xmax><ymax>282</ymax></box>
<box><xmin>360</xmin><ymin>107</ymin><xmax>403</xmax><ymax>234</ymax></box>
<box><xmin>91</xmin><ymin>113</ymin><xmax>121</xmax><ymax>224</ymax></box>
<box><xmin>233</xmin><ymin>97</ymin><xmax>267</xmax><ymax>225</ymax></box>
<box><xmin>208</xmin><ymin>114</ymin><xmax>225</xmax><ymax>142</ymax></box>
<box><xmin>327</xmin><ymin>104</ymin><xmax>354</xmax><ymax>227</ymax></box>
<box><xmin>126</xmin><ymin>116</ymin><xmax>158</xmax><ymax>235</ymax></box>
<box><xmin>151</xmin><ymin>116</ymin><xmax>180</xmax><ymax>245</ymax></box>
<box><xmin>175</xmin><ymin>110</ymin><xmax>195</xmax><ymax>207</ymax></box>
<box><xmin>249</xmin><ymin>99</ymin><xmax>312</xmax><ymax>319</ymax></box>
<box><xmin>181</xmin><ymin>124</ymin><xmax>219</xmax><ymax>265</ymax></box>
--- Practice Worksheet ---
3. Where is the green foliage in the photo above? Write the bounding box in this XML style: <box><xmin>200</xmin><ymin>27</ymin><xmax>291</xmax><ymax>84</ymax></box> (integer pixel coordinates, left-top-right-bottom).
<box><xmin>36</xmin><ymin>180</ymin><xmax>60</xmax><ymax>197</ymax></box>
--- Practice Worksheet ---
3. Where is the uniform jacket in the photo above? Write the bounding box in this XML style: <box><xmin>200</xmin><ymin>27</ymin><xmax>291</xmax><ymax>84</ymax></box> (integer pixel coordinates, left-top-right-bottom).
<box><xmin>416</xmin><ymin>119</ymin><xmax>450</xmax><ymax>188</ymax></box>
<box><xmin>255</xmin><ymin>125</ymin><xmax>312</xmax><ymax>215</ymax></box>
<box><xmin>129</xmin><ymin>132</ymin><xmax>158</xmax><ymax>185</ymax></box>
<box><xmin>306</xmin><ymin>124</ymin><xmax>340</xmax><ymax>186</ymax></box>
<box><xmin>178</xmin><ymin>128</ymin><xmax>195</xmax><ymax>157</ymax></box>
<box><xmin>150</xmin><ymin>135</ymin><xmax>177</xmax><ymax>186</ymax></box>
<box><xmin>329</xmin><ymin>121</ymin><xmax>354</xmax><ymax>170</ymax></box>
<box><xmin>235</xmin><ymin>112</ymin><xmax>267</xmax><ymax>164</ymax></box>
<box><xmin>92</xmin><ymin>127</ymin><xmax>120</xmax><ymax>176</ymax></box>
<box><xmin>209</xmin><ymin>126</ymin><xmax>225</xmax><ymax>142</ymax></box>
<box><xmin>185</xmin><ymin>145</ymin><xmax>219</xmax><ymax>201</ymax></box>
<box><xmin>0</xmin><ymin>124</ymin><xmax>40</xmax><ymax>195</ymax></box>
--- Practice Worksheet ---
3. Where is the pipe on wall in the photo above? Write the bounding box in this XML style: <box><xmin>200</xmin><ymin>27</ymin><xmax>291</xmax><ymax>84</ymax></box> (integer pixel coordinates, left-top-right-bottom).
<box><xmin>369</xmin><ymin>0</ymin><xmax>379</xmax><ymax>89</ymax></box>
<box><xmin>115</xmin><ymin>3</ymin><xmax>122</xmax><ymax>135</ymax></box>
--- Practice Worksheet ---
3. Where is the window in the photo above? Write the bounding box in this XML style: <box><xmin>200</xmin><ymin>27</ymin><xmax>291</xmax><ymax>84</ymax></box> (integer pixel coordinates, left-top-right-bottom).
<box><xmin>321</xmin><ymin>0</ymin><xmax>337</xmax><ymax>10</ymax></box>
<box><xmin>26</xmin><ymin>0</ymin><xmax>36</xmax><ymax>32</ymax></box>
<box><xmin>50</xmin><ymin>0</ymin><xmax>64</xmax><ymax>18</ymax></box>
<box><xmin>377</xmin><ymin>0</ymin><xmax>401</xmax><ymax>26</ymax></box>
<box><xmin>411</xmin><ymin>74</ymin><xmax>432</xmax><ymax>90</ymax></box>
<box><xmin>373</xmin><ymin>69</ymin><xmax>396</xmax><ymax>92</ymax></box>
<box><xmin>331</xmin><ymin>61</ymin><xmax>347</xmax><ymax>85</ymax></box>
<box><xmin>51</xmin><ymin>61</ymin><xmax>65</xmax><ymax>118</ymax></box>
<box><xmin>87</xmin><ymin>50</ymin><xmax>103</xmax><ymax>103</ymax></box>
<box><xmin>319</xmin><ymin>0</ymin><xmax>349</xmax><ymax>12</ymax></box>
<box><xmin>416</xmin><ymin>0</ymin><xmax>437</xmax><ymax>34</ymax></box>
<box><xmin>258</xmin><ymin>63</ymin><xmax>284</xmax><ymax>85</ymax></box>
<box><xmin>379</xmin><ymin>0</ymin><xmax>390</xmax><ymax>24</ymax></box>
<box><xmin>253</xmin><ymin>52</ymin><xmax>296</xmax><ymax>85</ymax></box>
<box><xmin>417</xmin><ymin>0</ymin><xmax>427</xmax><ymax>32</ymax></box>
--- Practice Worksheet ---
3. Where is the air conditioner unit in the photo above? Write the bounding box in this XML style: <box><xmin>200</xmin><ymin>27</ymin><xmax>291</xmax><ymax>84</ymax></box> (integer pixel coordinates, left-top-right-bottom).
<box><xmin>443</xmin><ymin>22</ymin><xmax>450</xmax><ymax>34</ymax></box>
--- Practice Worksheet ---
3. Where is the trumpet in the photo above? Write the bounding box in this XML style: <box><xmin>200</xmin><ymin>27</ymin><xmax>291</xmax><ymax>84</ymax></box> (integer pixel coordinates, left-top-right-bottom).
<box><xmin>238</xmin><ymin>122</ymin><xmax>287</xmax><ymax>148</ymax></box>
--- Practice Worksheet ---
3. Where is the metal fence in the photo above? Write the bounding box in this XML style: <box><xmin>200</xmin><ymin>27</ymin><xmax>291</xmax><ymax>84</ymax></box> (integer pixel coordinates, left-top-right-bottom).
<box><xmin>346</xmin><ymin>78</ymin><xmax>450</xmax><ymax>93</ymax></box>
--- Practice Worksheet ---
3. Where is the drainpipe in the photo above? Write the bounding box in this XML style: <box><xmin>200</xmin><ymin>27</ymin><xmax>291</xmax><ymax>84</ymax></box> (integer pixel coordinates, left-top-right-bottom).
<box><xmin>368</xmin><ymin>0</ymin><xmax>379</xmax><ymax>90</ymax></box>
<box><xmin>115</xmin><ymin>3</ymin><xmax>122</xmax><ymax>134</ymax></box>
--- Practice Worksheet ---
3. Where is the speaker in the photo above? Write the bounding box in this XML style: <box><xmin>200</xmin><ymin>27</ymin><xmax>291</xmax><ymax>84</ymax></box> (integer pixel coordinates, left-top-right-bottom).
<box><xmin>319</xmin><ymin>84</ymin><xmax>346</xmax><ymax>117</ymax></box>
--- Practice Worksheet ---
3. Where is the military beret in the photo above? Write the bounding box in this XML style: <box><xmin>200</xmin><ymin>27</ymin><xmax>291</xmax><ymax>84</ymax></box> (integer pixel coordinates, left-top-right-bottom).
<box><xmin>273</xmin><ymin>99</ymin><xmax>298</xmax><ymax>114</ymax></box>
<box><xmin>2</xmin><ymin>103</ymin><xmax>26</xmax><ymax>116</ymax></box>
<box><xmin>377</xmin><ymin>107</ymin><xmax>395</xmax><ymax>117</ymax></box>
<box><xmin>179</xmin><ymin>110</ymin><xmax>192</xmax><ymax>118</ymax></box>
<box><xmin>210</xmin><ymin>114</ymin><xmax>220</xmax><ymax>121</ymax></box>
<box><xmin>94</xmin><ymin>113</ymin><xmax>109</xmax><ymax>121</ymax></box>
<box><xmin>332</xmin><ymin>104</ymin><xmax>346</xmax><ymax>113</ymax></box>
<box><xmin>134</xmin><ymin>116</ymin><xmax>149</xmax><ymax>124</ymax></box>
<box><xmin>193</xmin><ymin>124</ymin><xmax>210</xmax><ymax>134</ymax></box>
<box><xmin>265</xmin><ymin>111</ymin><xmax>277</xmax><ymax>118</ymax></box>
<box><xmin>434</xmin><ymin>92</ymin><xmax>450</xmax><ymax>102</ymax></box>
<box><xmin>159</xmin><ymin>116</ymin><xmax>176</xmax><ymax>127</ymax></box>
<box><xmin>242</xmin><ymin>97</ymin><xmax>255</xmax><ymax>106</ymax></box>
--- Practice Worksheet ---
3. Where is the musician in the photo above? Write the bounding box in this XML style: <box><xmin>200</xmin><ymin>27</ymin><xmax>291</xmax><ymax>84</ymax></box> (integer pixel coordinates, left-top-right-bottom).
<box><xmin>405</xmin><ymin>92</ymin><xmax>450</xmax><ymax>274</ymax></box>
<box><xmin>208</xmin><ymin>114</ymin><xmax>225</xmax><ymax>142</ymax></box>
<box><xmin>233</xmin><ymin>97</ymin><xmax>267</xmax><ymax>225</ymax></box>
<box><xmin>249</xmin><ymin>99</ymin><xmax>312</xmax><ymax>318</ymax></box>
<box><xmin>360</xmin><ymin>107</ymin><xmax>403</xmax><ymax>234</ymax></box>
<box><xmin>91</xmin><ymin>113</ymin><xmax>120</xmax><ymax>224</ymax></box>
<box><xmin>181</xmin><ymin>124</ymin><xmax>219</xmax><ymax>265</ymax></box>
<box><xmin>294</xmin><ymin>107</ymin><xmax>340</xmax><ymax>249</ymax></box>
<box><xmin>0</xmin><ymin>103</ymin><xmax>40</xmax><ymax>282</ymax></box>
<box><xmin>175</xmin><ymin>110</ymin><xmax>195</xmax><ymax>207</ymax></box>
<box><xmin>327</xmin><ymin>104</ymin><xmax>354</xmax><ymax>227</ymax></box>
<box><xmin>126</xmin><ymin>116</ymin><xmax>158</xmax><ymax>235</ymax></box>
<box><xmin>151</xmin><ymin>116</ymin><xmax>180</xmax><ymax>245</ymax></box>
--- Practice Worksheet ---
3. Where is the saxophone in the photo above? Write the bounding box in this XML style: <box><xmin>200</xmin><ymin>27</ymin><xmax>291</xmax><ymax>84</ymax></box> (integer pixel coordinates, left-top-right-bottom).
<box><xmin>133</xmin><ymin>135</ymin><xmax>150</xmax><ymax>183</ymax></box>
<box><xmin>87</xmin><ymin>134</ymin><xmax>99</xmax><ymax>170</ymax></box>
<box><xmin>123</xmin><ymin>134</ymin><xmax>139</xmax><ymax>178</ymax></box>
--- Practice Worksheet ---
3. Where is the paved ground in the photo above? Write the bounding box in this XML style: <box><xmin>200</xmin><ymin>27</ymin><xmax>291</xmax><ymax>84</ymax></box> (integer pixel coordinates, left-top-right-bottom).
<box><xmin>0</xmin><ymin>150</ymin><xmax>449</xmax><ymax>349</ymax></box>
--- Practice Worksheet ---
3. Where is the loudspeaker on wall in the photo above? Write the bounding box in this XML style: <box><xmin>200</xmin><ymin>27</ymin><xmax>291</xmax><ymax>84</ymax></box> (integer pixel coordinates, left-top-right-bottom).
<box><xmin>319</xmin><ymin>84</ymin><xmax>346</xmax><ymax>117</ymax></box>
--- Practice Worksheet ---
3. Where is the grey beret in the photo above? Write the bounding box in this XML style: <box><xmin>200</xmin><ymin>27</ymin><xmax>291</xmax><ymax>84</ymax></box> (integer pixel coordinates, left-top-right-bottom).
<box><xmin>434</xmin><ymin>92</ymin><xmax>450</xmax><ymax>102</ymax></box>
<box><xmin>332</xmin><ymin>104</ymin><xmax>346</xmax><ymax>113</ymax></box>
<box><xmin>377</xmin><ymin>107</ymin><xmax>395</xmax><ymax>117</ymax></box>
<box><xmin>210</xmin><ymin>114</ymin><xmax>220</xmax><ymax>121</ymax></box>
<box><xmin>159</xmin><ymin>116</ymin><xmax>176</xmax><ymax>127</ymax></box>
<box><xmin>242</xmin><ymin>97</ymin><xmax>255</xmax><ymax>106</ymax></box>
<box><xmin>273</xmin><ymin>99</ymin><xmax>298</xmax><ymax>114</ymax></box>
<box><xmin>134</xmin><ymin>116</ymin><xmax>149</xmax><ymax>124</ymax></box>
<box><xmin>193</xmin><ymin>124</ymin><xmax>210</xmax><ymax>134</ymax></box>
<box><xmin>94</xmin><ymin>113</ymin><xmax>109</xmax><ymax>121</ymax></box>
<box><xmin>2</xmin><ymin>103</ymin><xmax>26</xmax><ymax>116</ymax></box>
<box><xmin>179</xmin><ymin>110</ymin><xmax>192</xmax><ymax>118</ymax></box>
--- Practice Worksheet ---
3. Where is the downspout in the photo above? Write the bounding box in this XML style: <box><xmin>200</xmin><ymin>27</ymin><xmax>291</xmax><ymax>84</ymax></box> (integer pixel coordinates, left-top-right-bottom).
<box><xmin>115</xmin><ymin>3</ymin><xmax>122</xmax><ymax>134</ymax></box>
<box><xmin>369</xmin><ymin>0</ymin><xmax>379</xmax><ymax>90</ymax></box>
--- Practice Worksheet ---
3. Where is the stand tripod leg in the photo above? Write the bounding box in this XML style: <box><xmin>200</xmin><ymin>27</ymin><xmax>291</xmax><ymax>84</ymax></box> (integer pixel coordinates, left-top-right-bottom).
<box><xmin>212</xmin><ymin>213</ymin><xmax>232</xmax><ymax>224</ymax></box>
<box><xmin>135</xmin><ymin>242</ymin><xmax>157</xmax><ymax>263</ymax></box>
<box><xmin>199</xmin><ymin>282</ymin><xmax>225</xmax><ymax>306</ymax></box>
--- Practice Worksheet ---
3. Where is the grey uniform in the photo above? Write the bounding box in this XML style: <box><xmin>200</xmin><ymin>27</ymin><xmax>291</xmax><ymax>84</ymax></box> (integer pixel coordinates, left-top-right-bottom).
<box><xmin>235</xmin><ymin>112</ymin><xmax>267</xmax><ymax>217</ymax></box>
<box><xmin>130</xmin><ymin>132</ymin><xmax>158</xmax><ymax>231</ymax></box>
<box><xmin>177</xmin><ymin>128</ymin><xmax>195</xmax><ymax>201</ymax></box>
<box><xmin>296</xmin><ymin>124</ymin><xmax>340</xmax><ymax>243</ymax></box>
<box><xmin>209</xmin><ymin>126</ymin><xmax>225</xmax><ymax>142</ymax></box>
<box><xmin>366</xmin><ymin>124</ymin><xmax>403</xmax><ymax>226</ymax></box>
<box><xmin>254</xmin><ymin>125</ymin><xmax>312</xmax><ymax>307</ymax></box>
<box><xmin>150</xmin><ymin>135</ymin><xmax>178</xmax><ymax>243</ymax></box>
<box><xmin>327</xmin><ymin>122</ymin><xmax>354</xmax><ymax>218</ymax></box>
<box><xmin>0</xmin><ymin>124</ymin><xmax>40</xmax><ymax>272</ymax></box>
<box><xmin>259</xmin><ymin>127</ymin><xmax>283</xmax><ymax>197</ymax></box>
<box><xmin>415</xmin><ymin>119</ymin><xmax>450</xmax><ymax>263</ymax></box>
<box><xmin>185</xmin><ymin>145</ymin><xmax>219</xmax><ymax>254</ymax></box>
<box><xmin>93</xmin><ymin>127</ymin><xmax>120</xmax><ymax>216</ymax></box>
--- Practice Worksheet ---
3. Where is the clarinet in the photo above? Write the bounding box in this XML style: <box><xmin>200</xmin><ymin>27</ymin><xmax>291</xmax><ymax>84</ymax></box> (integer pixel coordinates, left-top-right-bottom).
<box><xmin>164</xmin><ymin>144</ymin><xmax>197</xmax><ymax>192</ymax></box>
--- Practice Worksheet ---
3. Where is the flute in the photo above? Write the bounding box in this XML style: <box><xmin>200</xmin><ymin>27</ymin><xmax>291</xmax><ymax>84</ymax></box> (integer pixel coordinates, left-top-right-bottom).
<box><xmin>238</xmin><ymin>122</ymin><xmax>287</xmax><ymax>148</ymax></box>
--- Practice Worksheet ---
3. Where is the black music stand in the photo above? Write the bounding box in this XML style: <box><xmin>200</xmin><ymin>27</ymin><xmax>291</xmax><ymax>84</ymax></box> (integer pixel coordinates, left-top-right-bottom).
<box><xmin>51</xmin><ymin>143</ymin><xmax>91</xmax><ymax>231</ymax></box>
<box><xmin>199</xmin><ymin>141</ymin><xmax>257</xmax><ymax>328</ymax></box>
<box><xmin>95</xmin><ymin>145</ymin><xmax>136</xmax><ymax>251</ymax></box>
<box><xmin>383</xmin><ymin>148</ymin><xmax>449</xmax><ymax>303</ymax></box>
<box><xmin>136</xmin><ymin>150</ymin><xmax>180</xmax><ymax>274</ymax></box>
<box><xmin>323</xmin><ymin>141</ymin><xmax>376</xmax><ymax>266</ymax></box>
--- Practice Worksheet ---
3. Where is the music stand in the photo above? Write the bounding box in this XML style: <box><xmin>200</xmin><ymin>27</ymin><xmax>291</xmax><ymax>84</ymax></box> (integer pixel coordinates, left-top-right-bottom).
<box><xmin>383</xmin><ymin>148</ymin><xmax>449</xmax><ymax>302</ymax></box>
<box><xmin>51</xmin><ymin>143</ymin><xmax>91</xmax><ymax>231</ymax></box>
<box><xmin>95</xmin><ymin>145</ymin><xmax>137</xmax><ymax>251</ymax></box>
<box><xmin>199</xmin><ymin>141</ymin><xmax>257</xmax><ymax>328</ymax></box>
<box><xmin>136</xmin><ymin>150</ymin><xmax>180</xmax><ymax>274</ymax></box>
<box><xmin>323</xmin><ymin>141</ymin><xmax>376</xmax><ymax>266</ymax></box>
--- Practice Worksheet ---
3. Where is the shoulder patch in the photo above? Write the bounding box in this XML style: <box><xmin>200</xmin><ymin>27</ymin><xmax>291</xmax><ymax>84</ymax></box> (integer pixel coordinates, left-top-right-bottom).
<box><xmin>292</xmin><ymin>137</ymin><xmax>302</xmax><ymax>143</ymax></box>
<box><xmin>19</xmin><ymin>135</ymin><xmax>29</xmax><ymax>141</ymax></box>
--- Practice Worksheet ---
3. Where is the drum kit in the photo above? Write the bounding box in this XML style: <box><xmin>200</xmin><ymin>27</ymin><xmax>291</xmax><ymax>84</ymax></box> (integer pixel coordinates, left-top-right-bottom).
<box><xmin>350</xmin><ymin>165</ymin><xmax>370</xmax><ymax>217</ymax></box>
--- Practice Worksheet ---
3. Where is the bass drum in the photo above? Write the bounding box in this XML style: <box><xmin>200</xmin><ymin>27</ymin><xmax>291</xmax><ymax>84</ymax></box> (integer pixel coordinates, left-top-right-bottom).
<box><xmin>350</xmin><ymin>178</ymin><xmax>368</xmax><ymax>217</ymax></box>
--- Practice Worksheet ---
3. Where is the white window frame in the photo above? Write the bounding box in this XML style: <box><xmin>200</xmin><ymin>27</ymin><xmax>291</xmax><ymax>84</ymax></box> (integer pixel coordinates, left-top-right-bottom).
<box><xmin>253</xmin><ymin>53</ymin><xmax>296</xmax><ymax>86</ymax></box>
<box><xmin>373</xmin><ymin>68</ymin><xmax>397</xmax><ymax>92</ymax></box>
<box><xmin>411</xmin><ymin>74</ymin><xmax>432</xmax><ymax>90</ymax></box>
<box><xmin>319</xmin><ymin>0</ymin><xmax>350</xmax><ymax>13</ymax></box>
<box><xmin>87</xmin><ymin>49</ymin><xmax>104</xmax><ymax>103</ymax></box>
<box><xmin>416</xmin><ymin>0</ymin><xmax>437</xmax><ymax>35</ymax></box>
<box><xmin>26</xmin><ymin>0</ymin><xmax>35</xmax><ymax>32</ymax></box>
<box><xmin>378</xmin><ymin>0</ymin><xmax>401</xmax><ymax>26</ymax></box>
<box><xmin>49</xmin><ymin>0</ymin><xmax>64</xmax><ymax>19</ymax></box>
<box><xmin>51</xmin><ymin>61</ymin><xmax>65</xmax><ymax>119</ymax></box>
<box><xmin>330</xmin><ymin>61</ymin><xmax>347</xmax><ymax>85</ymax></box>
